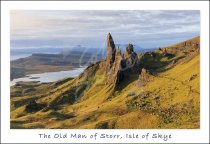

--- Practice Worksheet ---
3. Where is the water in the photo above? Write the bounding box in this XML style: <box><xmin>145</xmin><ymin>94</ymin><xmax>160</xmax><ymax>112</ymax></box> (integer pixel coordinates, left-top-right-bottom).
<box><xmin>10</xmin><ymin>54</ymin><xmax>31</xmax><ymax>61</ymax></box>
<box><xmin>10</xmin><ymin>67</ymin><xmax>86</xmax><ymax>86</ymax></box>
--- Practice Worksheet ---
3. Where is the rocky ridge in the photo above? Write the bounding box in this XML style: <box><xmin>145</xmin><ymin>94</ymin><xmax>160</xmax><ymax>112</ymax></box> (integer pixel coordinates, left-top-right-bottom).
<box><xmin>103</xmin><ymin>33</ymin><xmax>139</xmax><ymax>85</ymax></box>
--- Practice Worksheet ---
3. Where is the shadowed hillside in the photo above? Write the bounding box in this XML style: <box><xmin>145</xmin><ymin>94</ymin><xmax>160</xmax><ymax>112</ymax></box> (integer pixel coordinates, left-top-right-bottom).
<box><xmin>10</xmin><ymin>34</ymin><xmax>200</xmax><ymax>129</ymax></box>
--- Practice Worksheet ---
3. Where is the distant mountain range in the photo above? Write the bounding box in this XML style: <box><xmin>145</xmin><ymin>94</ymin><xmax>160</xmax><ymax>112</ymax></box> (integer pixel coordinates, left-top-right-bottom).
<box><xmin>115</xmin><ymin>44</ymin><xmax>156</xmax><ymax>54</ymax></box>
<box><xmin>11</xmin><ymin>45</ymin><xmax>156</xmax><ymax>59</ymax></box>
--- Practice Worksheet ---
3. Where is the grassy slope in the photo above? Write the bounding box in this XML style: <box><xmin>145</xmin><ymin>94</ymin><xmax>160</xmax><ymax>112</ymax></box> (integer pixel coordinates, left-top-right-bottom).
<box><xmin>10</xmin><ymin>37</ymin><xmax>200</xmax><ymax>129</ymax></box>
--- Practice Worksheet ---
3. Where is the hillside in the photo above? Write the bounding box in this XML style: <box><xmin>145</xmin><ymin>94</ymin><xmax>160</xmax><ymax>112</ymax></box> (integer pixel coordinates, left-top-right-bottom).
<box><xmin>10</xmin><ymin>34</ymin><xmax>200</xmax><ymax>129</ymax></box>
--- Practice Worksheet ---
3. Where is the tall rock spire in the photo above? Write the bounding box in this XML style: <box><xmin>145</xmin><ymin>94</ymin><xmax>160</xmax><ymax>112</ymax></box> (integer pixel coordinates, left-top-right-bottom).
<box><xmin>106</xmin><ymin>33</ymin><xmax>116</xmax><ymax>68</ymax></box>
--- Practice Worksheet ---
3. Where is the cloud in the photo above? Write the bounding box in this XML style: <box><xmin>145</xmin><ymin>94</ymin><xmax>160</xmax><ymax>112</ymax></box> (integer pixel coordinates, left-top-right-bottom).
<box><xmin>11</xmin><ymin>10</ymin><xmax>200</xmax><ymax>48</ymax></box>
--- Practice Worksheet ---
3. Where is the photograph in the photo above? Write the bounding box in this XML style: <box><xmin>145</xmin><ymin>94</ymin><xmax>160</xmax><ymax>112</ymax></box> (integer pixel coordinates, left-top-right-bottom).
<box><xmin>10</xmin><ymin>10</ymin><xmax>200</xmax><ymax>129</ymax></box>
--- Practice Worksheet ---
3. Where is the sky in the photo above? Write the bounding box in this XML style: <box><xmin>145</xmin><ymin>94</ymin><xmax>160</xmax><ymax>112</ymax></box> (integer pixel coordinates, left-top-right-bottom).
<box><xmin>11</xmin><ymin>10</ymin><xmax>200</xmax><ymax>49</ymax></box>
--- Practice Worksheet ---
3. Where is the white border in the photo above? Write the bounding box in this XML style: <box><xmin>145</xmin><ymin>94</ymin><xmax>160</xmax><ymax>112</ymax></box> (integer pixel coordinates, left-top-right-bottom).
<box><xmin>1</xmin><ymin>1</ymin><xmax>209</xmax><ymax>143</ymax></box>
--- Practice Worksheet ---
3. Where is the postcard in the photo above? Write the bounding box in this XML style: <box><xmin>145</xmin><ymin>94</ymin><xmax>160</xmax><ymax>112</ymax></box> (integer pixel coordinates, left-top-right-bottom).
<box><xmin>1</xmin><ymin>1</ymin><xmax>209</xmax><ymax>143</ymax></box>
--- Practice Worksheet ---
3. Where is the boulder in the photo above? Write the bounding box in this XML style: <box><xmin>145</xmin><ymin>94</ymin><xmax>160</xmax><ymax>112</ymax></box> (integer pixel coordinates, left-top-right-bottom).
<box><xmin>139</xmin><ymin>68</ymin><xmax>151</xmax><ymax>83</ymax></box>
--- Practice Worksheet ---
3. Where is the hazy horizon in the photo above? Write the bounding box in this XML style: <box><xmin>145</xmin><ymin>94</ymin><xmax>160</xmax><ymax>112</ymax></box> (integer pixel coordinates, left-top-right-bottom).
<box><xmin>11</xmin><ymin>10</ymin><xmax>200</xmax><ymax>50</ymax></box>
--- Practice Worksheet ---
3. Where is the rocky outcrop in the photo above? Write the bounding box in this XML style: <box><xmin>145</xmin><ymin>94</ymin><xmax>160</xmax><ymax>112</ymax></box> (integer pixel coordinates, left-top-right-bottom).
<box><xmin>107</xmin><ymin>47</ymin><xmax>124</xmax><ymax>84</ymax></box>
<box><xmin>106</xmin><ymin>33</ymin><xmax>116</xmax><ymax>68</ymax></box>
<box><xmin>123</xmin><ymin>44</ymin><xmax>137</xmax><ymax>61</ymax></box>
<box><xmin>139</xmin><ymin>68</ymin><xmax>151</xmax><ymax>83</ymax></box>
<box><xmin>104</xmin><ymin>34</ymin><xmax>139</xmax><ymax>85</ymax></box>
<box><xmin>81</xmin><ymin>33</ymin><xmax>140</xmax><ymax>86</ymax></box>
<box><xmin>122</xmin><ymin>43</ymin><xmax>139</xmax><ymax>71</ymax></box>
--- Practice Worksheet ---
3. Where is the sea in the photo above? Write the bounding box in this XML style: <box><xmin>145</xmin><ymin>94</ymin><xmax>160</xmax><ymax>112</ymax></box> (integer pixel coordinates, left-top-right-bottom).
<box><xmin>10</xmin><ymin>52</ymin><xmax>86</xmax><ymax>86</ymax></box>
<box><xmin>10</xmin><ymin>67</ymin><xmax>86</xmax><ymax>86</ymax></box>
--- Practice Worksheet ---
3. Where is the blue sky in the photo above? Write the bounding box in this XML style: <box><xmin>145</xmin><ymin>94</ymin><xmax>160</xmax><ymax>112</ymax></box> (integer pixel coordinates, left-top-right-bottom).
<box><xmin>11</xmin><ymin>10</ymin><xmax>200</xmax><ymax>49</ymax></box>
